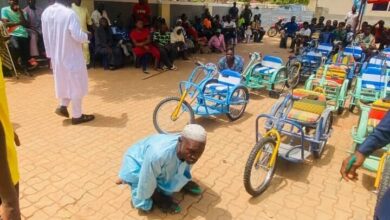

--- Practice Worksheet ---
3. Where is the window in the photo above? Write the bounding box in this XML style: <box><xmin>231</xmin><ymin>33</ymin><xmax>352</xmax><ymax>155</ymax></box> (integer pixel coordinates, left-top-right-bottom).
<box><xmin>372</xmin><ymin>2</ymin><xmax>389</xmax><ymax>11</ymax></box>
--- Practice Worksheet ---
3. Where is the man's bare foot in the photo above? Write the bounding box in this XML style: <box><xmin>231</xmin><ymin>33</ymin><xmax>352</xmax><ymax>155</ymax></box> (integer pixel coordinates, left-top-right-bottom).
<box><xmin>115</xmin><ymin>178</ymin><xmax>124</xmax><ymax>185</ymax></box>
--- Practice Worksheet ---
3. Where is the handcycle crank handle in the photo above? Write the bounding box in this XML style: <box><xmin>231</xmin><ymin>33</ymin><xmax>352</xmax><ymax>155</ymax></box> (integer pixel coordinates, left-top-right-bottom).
<box><xmin>340</xmin><ymin>155</ymin><xmax>356</xmax><ymax>182</ymax></box>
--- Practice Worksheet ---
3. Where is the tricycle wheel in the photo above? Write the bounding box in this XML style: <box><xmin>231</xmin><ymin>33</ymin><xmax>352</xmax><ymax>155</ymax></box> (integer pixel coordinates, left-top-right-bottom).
<box><xmin>376</xmin><ymin>155</ymin><xmax>390</xmax><ymax>212</ymax></box>
<box><xmin>201</xmin><ymin>79</ymin><xmax>219</xmax><ymax>93</ymax></box>
<box><xmin>337</xmin><ymin>106</ymin><xmax>344</xmax><ymax>115</ymax></box>
<box><xmin>286</xmin><ymin>63</ymin><xmax>301</xmax><ymax>89</ymax></box>
<box><xmin>349</xmin><ymin>97</ymin><xmax>356</xmax><ymax>113</ymax></box>
<box><xmin>153</xmin><ymin>97</ymin><xmax>195</xmax><ymax>134</ymax></box>
<box><xmin>270</xmin><ymin>69</ymin><xmax>288</xmax><ymax>95</ymax></box>
<box><xmin>243</xmin><ymin>137</ymin><xmax>277</xmax><ymax>197</ymax></box>
<box><xmin>267</xmin><ymin>27</ymin><xmax>278</xmax><ymax>37</ymax></box>
<box><xmin>349</xmin><ymin>104</ymin><xmax>356</xmax><ymax>113</ymax></box>
<box><xmin>226</xmin><ymin>86</ymin><xmax>249</xmax><ymax>121</ymax></box>
<box><xmin>312</xmin><ymin>111</ymin><xmax>333</xmax><ymax>159</ymax></box>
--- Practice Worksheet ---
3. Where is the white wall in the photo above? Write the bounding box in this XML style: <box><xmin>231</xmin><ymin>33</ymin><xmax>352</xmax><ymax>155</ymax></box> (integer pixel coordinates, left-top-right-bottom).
<box><xmin>316</xmin><ymin>0</ymin><xmax>390</xmax><ymax>20</ymax></box>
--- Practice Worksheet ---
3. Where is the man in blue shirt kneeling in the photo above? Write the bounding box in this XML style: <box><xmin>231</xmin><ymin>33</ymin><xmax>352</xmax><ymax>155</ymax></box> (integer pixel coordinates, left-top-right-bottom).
<box><xmin>117</xmin><ymin>124</ymin><xmax>207</xmax><ymax>214</ymax></box>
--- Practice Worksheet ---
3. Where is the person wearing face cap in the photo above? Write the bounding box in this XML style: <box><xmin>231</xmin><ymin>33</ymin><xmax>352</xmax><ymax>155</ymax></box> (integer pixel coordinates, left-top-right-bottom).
<box><xmin>116</xmin><ymin>124</ymin><xmax>207</xmax><ymax>214</ymax></box>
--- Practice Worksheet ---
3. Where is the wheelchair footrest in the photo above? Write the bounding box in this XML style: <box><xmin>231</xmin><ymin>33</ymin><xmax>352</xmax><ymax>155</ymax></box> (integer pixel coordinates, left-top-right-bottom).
<box><xmin>279</xmin><ymin>143</ymin><xmax>311</xmax><ymax>162</ymax></box>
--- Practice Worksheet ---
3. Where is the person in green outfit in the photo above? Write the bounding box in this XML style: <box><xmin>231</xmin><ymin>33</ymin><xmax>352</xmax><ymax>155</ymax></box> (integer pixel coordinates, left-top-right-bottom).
<box><xmin>1</xmin><ymin>0</ymin><xmax>37</xmax><ymax>73</ymax></box>
<box><xmin>332</xmin><ymin>22</ymin><xmax>347</xmax><ymax>47</ymax></box>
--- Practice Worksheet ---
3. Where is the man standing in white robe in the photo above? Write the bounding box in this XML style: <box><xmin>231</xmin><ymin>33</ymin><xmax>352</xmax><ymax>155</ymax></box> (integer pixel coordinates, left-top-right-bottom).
<box><xmin>42</xmin><ymin>0</ymin><xmax>94</xmax><ymax>125</ymax></box>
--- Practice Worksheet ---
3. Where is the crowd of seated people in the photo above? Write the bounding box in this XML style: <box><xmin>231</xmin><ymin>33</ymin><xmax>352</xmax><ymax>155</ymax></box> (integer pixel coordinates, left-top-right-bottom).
<box><xmin>278</xmin><ymin>13</ymin><xmax>389</xmax><ymax>58</ymax></box>
<box><xmin>1</xmin><ymin>0</ymin><xmax>41</xmax><ymax>75</ymax></box>
<box><xmin>123</xmin><ymin>2</ymin><xmax>269</xmax><ymax>73</ymax></box>
<box><xmin>2</xmin><ymin>0</ymin><xmax>389</xmax><ymax>76</ymax></box>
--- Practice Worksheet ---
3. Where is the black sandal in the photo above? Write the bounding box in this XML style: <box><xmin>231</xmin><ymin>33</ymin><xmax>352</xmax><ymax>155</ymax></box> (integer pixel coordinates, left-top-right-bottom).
<box><xmin>72</xmin><ymin>114</ymin><xmax>95</xmax><ymax>125</ymax></box>
<box><xmin>55</xmin><ymin>106</ymin><xmax>69</xmax><ymax>118</ymax></box>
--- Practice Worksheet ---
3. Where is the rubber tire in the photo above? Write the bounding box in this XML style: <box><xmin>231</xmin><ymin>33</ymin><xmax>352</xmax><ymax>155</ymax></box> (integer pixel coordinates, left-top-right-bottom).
<box><xmin>267</xmin><ymin>27</ymin><xmax>278</xmax><ymax>37</ymax></box>
<box><xmin>243</xmin><ymin>137</ymin><xmax>277</xmax><ymax>197</ymax></box>
<box><xmin>349</xmin><ymin>97</ymin><xmax>356</xmax><ymax>113</ymax></box>
<box><xmin>312</xmin><ymin>112</ymin><xmax>333</xmax><ymax>159</ymax></box>
<box><xmin>226</xmin><ymin>86</ymin><xmax>249</xmax><ymax>121</ymax></box>
<box><xmin>201</xmin><ymin>79</ymin><xmax>219</xmax><ymax>105</ymax></box>
<box><xmin>376</xmin><ymin>156</ymin><xmax>390</xmax><ymax>210</ymax></box>
<box><xmin>337</xmin><ymin>106</ymin><xmax>344</xmax><ymax>115</ymax></box>
<box><xmin>349</xmin><ymin>104</ymin><xmax>356</xmax><ymax>113</ymax></box>
<box><xmin>286</xmin><ymin>63</ymin><xmax>301</xmax><ymax>89</ymax></box>
<box><xmin>270</xmin><ymin>69</ymin><xmax>288</xmax><ymax>93</ymax></box>
<box><xmin>153</xmin><ymin>97</ymin><xmax>195</xmax><ymax>134</ymax></box>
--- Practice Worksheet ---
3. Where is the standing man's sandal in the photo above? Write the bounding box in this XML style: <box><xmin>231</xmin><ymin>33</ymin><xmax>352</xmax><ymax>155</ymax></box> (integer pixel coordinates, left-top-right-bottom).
<box><xmin>55</xmin><ymin>106</ymin><xmax>69</xmax><ymax>118</ymax></box>
<box><xmin>72</xmin><ymin>114</ymin><xmax>95</xmax><ymax>125</ymax></box>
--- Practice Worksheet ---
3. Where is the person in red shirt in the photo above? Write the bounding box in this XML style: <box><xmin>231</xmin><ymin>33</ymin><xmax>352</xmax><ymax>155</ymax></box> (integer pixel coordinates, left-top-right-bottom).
<box><xmin>181</xmin><ymin>14</ymin><xmax>198</xmax><ymax>41</ymax></box>
<box><xmin>132</xmin><ymin>0</ymin><xmax>151</xmax><ymax>26</ymax></box>
<box><xmin>130</xmin><ymin>20</ymin><xmax>160</xmax><ymax>74</ymax></box>
<box><xmin>373</xmin><ymin>20</ymin><xmax>389</xmax><ymax>50</ymax></box>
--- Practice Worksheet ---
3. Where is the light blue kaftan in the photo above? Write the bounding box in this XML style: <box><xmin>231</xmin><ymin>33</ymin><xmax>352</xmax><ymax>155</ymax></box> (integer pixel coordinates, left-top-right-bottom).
<box><xmin>118</xmin><ymin>134</ymin><xmax>192</xmax><ymax>211</ymax></box>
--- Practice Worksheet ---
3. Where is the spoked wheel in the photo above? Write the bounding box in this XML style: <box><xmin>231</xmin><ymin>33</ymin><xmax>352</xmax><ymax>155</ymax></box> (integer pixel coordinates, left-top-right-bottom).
<box><xmin>270</xmin><ymin>69</ymin><xmax>288</xmax><ymax>95</ymax></box>
<box><xmin>244</xmin><ymin>137</ymin><xmax>277</xmax><ymax>196</ymax></box>
<box><xmin>153</xmin><ymin>97</ymin><xmax>195</xmax><ymax>134</ymax></box>
<box><xmin>227</xmin><ymin>86</ymin><xmax>249</xmax><ymax>121</ymax></box>
<box><xmin>312</xmin><ymin>111</ymin><xmax>333</xmax><ymax>159</ymax></box>
<box><xmin>286</xmin><ymin>64</ymin><xmax>301</xmax><ymax>89</ymax></box>
<box><xmin>267</xmin><ymin>27</ymin><xmax>278</xmax><ymax>37</ymax></box>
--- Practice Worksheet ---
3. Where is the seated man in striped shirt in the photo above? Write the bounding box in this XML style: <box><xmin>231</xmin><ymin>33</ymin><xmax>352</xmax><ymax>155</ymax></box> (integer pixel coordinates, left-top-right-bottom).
<box><xmin>152</xmin><ymin>22</ymin><xmax>177</xmax><ymax>71</ymax></box>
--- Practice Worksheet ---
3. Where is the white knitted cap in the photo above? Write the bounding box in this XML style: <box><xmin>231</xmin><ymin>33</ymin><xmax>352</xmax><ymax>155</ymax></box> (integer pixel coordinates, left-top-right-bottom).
<box><xmin>181</xmin><ymin>124</ymin><xmax>207</xmax><ymax>143</ymax></box>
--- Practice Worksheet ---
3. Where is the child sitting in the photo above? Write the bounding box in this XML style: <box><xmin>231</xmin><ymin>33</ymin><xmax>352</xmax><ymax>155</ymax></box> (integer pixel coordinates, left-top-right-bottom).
<box><xmin>245</xmin><ymin>26</ymin><xmax>252</xmax><ymax>43</ymax></box>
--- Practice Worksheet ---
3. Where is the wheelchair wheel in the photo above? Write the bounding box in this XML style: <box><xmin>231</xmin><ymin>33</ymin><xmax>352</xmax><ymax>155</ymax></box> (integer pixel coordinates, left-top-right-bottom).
<box><xmin>337</xmin><ymin>106</ymin><xmax>344</xmax><ymax>115</ymax></box>
<box><xmin>286</xmin><ymin>63</ymin><xmax>300</xmax><ymax>89</ymax></box>
<box><xmin>226</xmin><ymin>86</ymin><xmax>249</xmax><ymax>121</ymax></box>
<box><xmin>349</xmin><ymin>97</ymin><xmax>356</xmax><ymax>113</ymax></box>
<box><xmin>376</xmin><ymin>156</ymin><xmax>390</xmax><ymax>211</ymax></box>
<box><xmin>271</xmin><ymin>69</ymin><xmax>288</xmax><ymax>94</ymax></box>
<box><xmin>312</xmin><ymin>111</ymin><xmax>333</xmax><ymax>159</ymax></box>
<box><xmin>244</xmin><ymin>137</ymin><xmax>277</xmax><ymax>196</ymax></box>
<box><xmin>153</xmin><ymin>97</ymin><xmax>195</xmax><ymax>134</ymax></box>
<box><xmin>267</xmin><ymin>28</ymin><xmax>278</xmax><ymax>37</ymax></box>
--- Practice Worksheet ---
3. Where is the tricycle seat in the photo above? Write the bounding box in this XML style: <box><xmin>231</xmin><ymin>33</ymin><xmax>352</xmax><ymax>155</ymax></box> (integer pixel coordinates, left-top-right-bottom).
<box><xmin>254</xmin><ymin>66</ymin><xmax>277</xmax><ymax>75</ymax></box>
<box><xmin>253</xmin><ymin>55</ymin><xmax>283</xmax><ymax>76</ymax></box>
<box><xmin>302</xmin><ymin>51</ymin><xmax>323</xmax><ymax>64</ymax></box>
<box><xmin>287</xmin><ymin>89</ymin><xmax>327</xmax><ymax>124</ymax></box>
<box><xmin>343</xmin><ymin>46</ymin><xmax>364</xmax><ymax>61</ymax></box>
<box><xmin>317</xmin><ymin>64</ymin><xmax>348</xmax><ymax>85</ymax></box>
<box><xmin>317</xmin><ymin>43</ymin><xmax>333</xmax><ymax>57</ymax></box>
<box><xmin>361</xmin><ymin>67</ymin><xmax>388</xmax><ymax>91</ymax></box>
<box><xmin>204</xmin><ymin>69</ymin><xmax>241</xmax><ymax>96</ymax></box>
<box><xmin>368</xmin><ymin>99</ymin><xmax>390</xmax><ymax>128</ymax></box>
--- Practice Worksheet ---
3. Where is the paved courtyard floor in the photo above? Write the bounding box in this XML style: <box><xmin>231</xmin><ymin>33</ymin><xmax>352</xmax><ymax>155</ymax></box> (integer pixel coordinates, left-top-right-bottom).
<box><xmin>4</xmin><ymin>36</ymin><xmax>377</xmax><ymax>220</ymax></box>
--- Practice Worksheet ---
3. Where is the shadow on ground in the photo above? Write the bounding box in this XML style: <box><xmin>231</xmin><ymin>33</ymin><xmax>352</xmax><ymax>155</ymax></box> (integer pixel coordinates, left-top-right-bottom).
<box><xmin>62</xmin><ymin>113</ymin><xmax>128</xmax><ymax>128</ymax></box>
<box><xmin>142</xmin><ymin>180</ymin><xmax>232</xmax><ymax>220</ymax></box>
